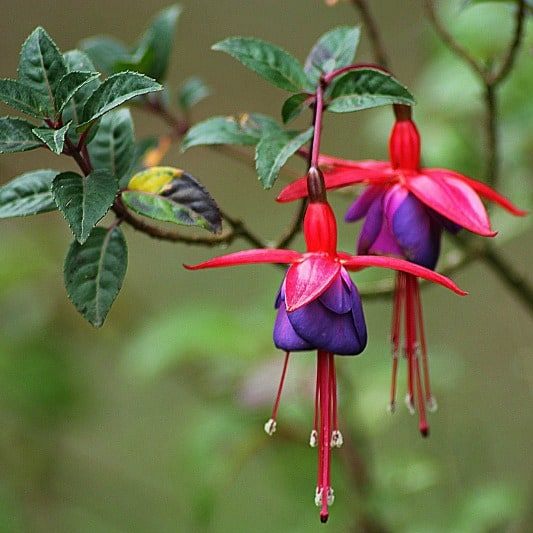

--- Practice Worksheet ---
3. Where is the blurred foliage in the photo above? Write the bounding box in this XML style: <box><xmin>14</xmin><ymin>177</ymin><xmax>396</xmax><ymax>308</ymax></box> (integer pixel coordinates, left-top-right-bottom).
<box><xmin>0</xmin><ymin>1</ymin><xmax>532</xmax><ymax>532</ymax></box>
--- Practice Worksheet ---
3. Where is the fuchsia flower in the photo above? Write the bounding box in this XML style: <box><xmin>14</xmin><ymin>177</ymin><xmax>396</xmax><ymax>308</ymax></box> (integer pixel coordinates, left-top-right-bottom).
<box><xmin>277</xmin><ymin>106</ymin><xmax>525</xmax><ymax>436</ymax></box>
<box><xmin>186</xmin><ymin>168</ymin><xmax>466</xmax><ymax>521</ymax></box>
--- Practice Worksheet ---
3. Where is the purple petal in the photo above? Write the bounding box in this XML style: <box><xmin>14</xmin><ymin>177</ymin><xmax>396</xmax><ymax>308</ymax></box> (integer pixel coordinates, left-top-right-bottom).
<box><xmin>345</xmin><ymin>186</ymin><xmax>385</xmax><ymax>222</ymax></box>
<box><xmin>392</xmin><ymin>193</ymin><xmax>442</xmax><ymax>269</ymax></box>
<box><xmin>273</xmin><ymin>303</ymin><xmax>314</xmax><ymax>351</ymax></box>
<box><xmin>319</xmin><ymin>273</ymin><xmax>352</xmax><ymax>314</ymax></box>
<box><xmin>287</xmin><ymin>280</ymin><xmax>367</xmax><ymax>356</ymax></box>
<box><xmin>430</xmin><ymin>210</ymin><xmax>462</xmax><ymax>235</ymax></box>
<box><xmin>357</xmin><ymin>195</ymin><xmax>385</xmax><ymax>255</ymax></box>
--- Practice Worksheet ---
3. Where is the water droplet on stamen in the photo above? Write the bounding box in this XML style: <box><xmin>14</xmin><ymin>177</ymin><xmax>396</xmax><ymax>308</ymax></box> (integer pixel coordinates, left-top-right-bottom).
<box><xmin>387</xmin><ymin>401</ymin><xmax>396</xmax><ymax>413</ymax></box>
<box><xmin>331</xmin><ymin>430</ymin><xmax>343</xmax><ymax>448</ymax></box>
<box><xmin>264</xmin><ymin>418</ymin><xmax>277</xmax><ymax>436</ymax></box>
<box><xmin>427</xmin><ymin>395</ymin><xmax>438</xmax><ymax>412</ymax></box>
<box><xmin>309</xmin><ymin>429</ymin><xmax>318</xmax><ymax>448</ymax></box>
<box><xmin>405</xmin><ymin>393</ymin><xmax>415</xmax><ymax>415</ymax></box>
<box><xmin>327</xmin><ymin>487</ymin><xmax>335</xmax><ymax>505</ymax></box>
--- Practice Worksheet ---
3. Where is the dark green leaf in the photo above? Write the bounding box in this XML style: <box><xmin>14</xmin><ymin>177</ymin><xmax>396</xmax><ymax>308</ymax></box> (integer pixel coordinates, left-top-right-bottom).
<box><xmin>123</xmin><ymin>166</ymin><xmax>222</xmax><ymax>232</ymax></box>
<box><xmin>281</xmin><ymin>93</ymin><xmax>311</xmax><ymax>124</ymax></box>
<box><xmin>327</xmin><ymin>69</ymin><xmax>415</xmax><ymax>113</ymax></box>
<box><xmin>79</xmin><ymin>36</ymin><xmax>129</xmax><ymax>75</ymax></box>
<box><xmin>17</xmin><ymin>27</ymin><xmax>67</xmax><ymax>115</ymax></box>
<box><xmin>178</xmin><ymin>76</ymin><xmax>211</xmax><ymax>111</ymax></box>
<box><xmin>62</xmin><ymin>51</ymin><xmax>101</xmax><ymax>142</ymax></box>
<box><xmin>255</xmin><ymin>127</ymin><xmax>313</xmax><ymax>189</ymax></box>
<box><xmin>305</xmin><ymin>26</ymin><xmax>360</xmax><ymax>85</ymax></box>
<box><xmin>52</xmin><ymin>170</ymin><xmax>118</xmax><ymax>243</ymax></box>
<box><xmin>133</xmin><ymin>4</ymin><xmax>182</xmax><ymax>81</ymax></box>
<box><xmin>0</xmin><ymin>79</ymin><xmax>48</xmax><ymax>118</ymax></box>
<box><xmin>212</xmin><ymin>37</ymin><xmax>310</xmax><ymax>92</ymax></box>
<box><xmin>64</xmin><ymin>226</ymin><xmax>127</xmax><ymax>327</ymax></box>
<box><xmin>182</xmin><ymin>113</ymin><xmax>281</xmax><ymax>151</ymax></box>
<box><xmin>79</xmin><ymin>72</ymin><xmax>162</xmax><ymax>129</ymax></box>
<box><xmin>88</xmin><ymin>109</ymin><xmax>135</xmax><ymax>186</ymax></box>
<box><xmin>32</xmin><ymin>121</ymin><xmax>71</xmax><ymax>154</ymax></box>
<box><xmin>54</xmin><ymin>71</ymin><xmax>100</xmax><ymax>116</ymax></box>
<box><xmin>0</xmin><ymin>169</ymin><xmax>58</xmax><ymax>218</ymax></box>
<box><xmin>0</xmin><ymin>117</ymin><xmax>43</xmax><ymax>153</ymax></box>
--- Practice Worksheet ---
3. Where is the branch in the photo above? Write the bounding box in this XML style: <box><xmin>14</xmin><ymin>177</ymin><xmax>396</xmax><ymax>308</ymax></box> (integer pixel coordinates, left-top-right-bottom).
<box><xmin>350</xmin><ymin>0</ymin><xmax>390</xmax><ymax>69</ymax></box>
<box><xmin>423</xmin><ymin>0</ymin><xmax>486</xmax><ymax>81</ymax></box>
<box><xmin>488</xmin><ymin>0</ymin><xmax>527</xmax><ymax>86</ymax></box>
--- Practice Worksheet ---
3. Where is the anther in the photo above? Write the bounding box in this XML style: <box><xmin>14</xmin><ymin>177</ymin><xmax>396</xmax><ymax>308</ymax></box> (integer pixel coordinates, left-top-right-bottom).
<box><xmin>427</xmin><ymin>395</ymin><xmax>438</xmax><ymax>412</ymax></box>
<box><xmin>309</xmin><ymin>429</ymin><xmax>318</xmax><ymax>448</ymax></box>
<box><xmin>405</xmin><ymin>393</ymin><xmax>415</xmax><ymax>415</ymax></box>
<box><xmin>387</xmin><ymin>400</ymin><xmax>396</xmax><ymax>413</ymax></box>
<box><xmin>331</xmin><ymin>430</ymin><xmax>343</xmax><ymax>448</ymax></box>
<box><xmin>264</xmin><ymin>418</ymin><xmax>277</xmax><ymax>436</ymax></box>
<box><xmin>314</xmin><ymin>487</ymin><xmax>322</xmax><ymax>507</ymax></box>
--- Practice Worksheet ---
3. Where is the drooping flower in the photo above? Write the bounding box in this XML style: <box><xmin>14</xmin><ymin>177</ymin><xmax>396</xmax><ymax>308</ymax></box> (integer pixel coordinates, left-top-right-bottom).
<box><xmin>277</xmin><ymin>106</ymin><xmax>525</xmax><ymax>436</ymax></box>
<box><xmin>186</xmin><ymin>168</ymin><xmax>466</xmax><ymax>521</ymax></box>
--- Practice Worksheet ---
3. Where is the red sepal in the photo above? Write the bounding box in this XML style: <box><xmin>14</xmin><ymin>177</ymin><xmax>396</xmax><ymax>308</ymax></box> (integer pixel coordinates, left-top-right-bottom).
<box><xmin>184</xmin><ymin>248</ymin><xmax>301</xmax><ymax>270</ymax></box>
<box><xmin>405</xmin><ymin>173</ymin><xmax>496</xmax><ymax>237</ymax></box>
<box><xmin>285</xmin><ymin>254</ymin><xmax>340</xmax><ymax>311</ymax></box>
<box><xmin>341</xmin><ymin>255</ymin><xmax>467</xmax><ymax>296</ymax></box>
<box><xmin>277</xmin><ymin>167</ymin><xmax>393</xmax><ymax>203</ymax></box>
<box><xmin>424</xmin><ymin>168</ymin><xmax>527</xmax><ymax>216</ymax></box>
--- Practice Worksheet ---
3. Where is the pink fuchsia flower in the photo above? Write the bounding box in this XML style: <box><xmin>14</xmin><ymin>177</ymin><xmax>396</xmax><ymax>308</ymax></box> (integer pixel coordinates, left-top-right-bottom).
<box><xmin>186</xmin><ymin>168</ymin><xmax>466</xmax><ymax>521</ymax></box>
<box><xmin>277</xmin><ymin>106</ymin><xmax>525</xmax><ymax>436</ymax></box>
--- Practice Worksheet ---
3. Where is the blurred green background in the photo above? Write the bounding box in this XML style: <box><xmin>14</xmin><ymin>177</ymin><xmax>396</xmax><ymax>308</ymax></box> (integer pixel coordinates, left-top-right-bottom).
<box><xmin>0</xmin><ymin>1</ymin><xmax>532</xmax><ymax>531</ymax></box>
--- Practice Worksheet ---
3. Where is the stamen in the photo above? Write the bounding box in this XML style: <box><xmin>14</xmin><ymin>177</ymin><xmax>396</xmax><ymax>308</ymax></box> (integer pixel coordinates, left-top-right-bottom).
<box><xmin>404</xmin><ymin>274</ymin><xmax>417</xmax><ymax>415</ymax></box>
<box><xmin>329</xmin><ymin>353</ymin><xmax>339</xmax><ymax>436</ymax></box>
<box><xmin>264</xmin><ymin>351</ymin><xmax>290</xmax><ymax>436</ymax></box>
<box><xmin>389</xmin><ymin>273</ymin><xmax>404</xmax><ymax>412</ymax></box>
<box><xmin>413</xmin><ymin>278</ymin><xmax>433</xmax><ymax>405</ymax></box>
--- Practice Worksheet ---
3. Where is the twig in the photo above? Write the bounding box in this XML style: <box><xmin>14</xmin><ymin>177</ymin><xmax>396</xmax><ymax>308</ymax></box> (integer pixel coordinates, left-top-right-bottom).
<box><xmin>423</xmin><ymin>0</ymin><xmax>486</xmax><ymax>81</ymax></box>
<box><xmin>350</xmin><ymin>0</ymin><xmax>390</xmax><ymax>69</ymax></box>
<box><xmin>424</xmin><ymin>0</ymin><xmax>527</xmax><ymax>187</ymax></box>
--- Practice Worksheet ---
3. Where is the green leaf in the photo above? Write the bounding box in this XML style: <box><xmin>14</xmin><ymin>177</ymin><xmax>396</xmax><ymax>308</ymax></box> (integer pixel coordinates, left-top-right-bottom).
<box><xmin>88</xmin><ymin>109</ymin><xmax>135</xmax><ymax>187</ymax></box>
<box><xmin>281</xmin><ymin>93</ymin><xmax>310</xmax><ymax>124</ymax></box>
<box><xmin>327</xmin><ymin>69</ymin><xmax>415</xmax><ymax>113</ymax></box>
<box><xmin>255</xmin><ymin>127</ymin><xmax>313</xmax><ymax>189</ymax></box>
<box><xmin>54</xmin><ymin>71</ymin><xmax>100</xmax><ymax>116</ymax></box>
<box><xmin>52</xmin><ymin>170</ymin><xmax>118</xmax><ymax>244</ymax></box>
<box><xmin>0</xmin><ymin>79</ymin><xmax>48</xmax><ymax>118</ymax></box>
<box><xmin>0</xmin><ymin>117</ymin><xmax>43</xmax><ymax>154</ymax></box>
<box><xmin>17</xmin><ymin>27</ymin><xmax>67</xmax><ymax>115</ymax></box>
<box><xmin>32</xmin><ymin>121</ymin><xmax>71</xmax><ymax>154</ymax></box>
<box><xmin>62</xmin><ymin>51</ymin><xmax>101</xmax><ymax>142</ymax></box>
<box><xmin>64</xmin><ymin>226</ymin><xmax>127</xmax><ymax>327</ymax></box>
<box><xmin>212</xmin><ymin>37</ymin><xmax>310</xmax><ymax>92</ymax></box>
<box><xmin>178</xmin><ymin>76</ymin><xmax>211</xmax><ymax>111</ymax></box>
<box><xmin>182</xmin><ymin>113</ymin><xmax>281</xmax><ymax>151</ymax></box>
<box><xmin>79</xmin><ymin>36</ymin><xmax>129</xmax><ymax>75</ymax></box>
<box><xmin>133</xmin><ymin>4</ymin><xmax>182</xmax><ymax>81</ymax></box>
<box><xmin>0</xmin><ymin>169</ymin><xmax>58</xmax><ymax>218</ymax></box>
<box><xmin>79</xmin><ymin>72</ymin><xmax>162</xmax><ymax>129</ymax></box>
<box><xmin>305</xmin><ymin>26</ymin><xmax>360</xmax><ymax>85</ymax></box>
<box><xmin>123</xmin><ymin>166</ymin><xmax>222</xmax><ymax>232</ymax></box>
